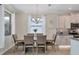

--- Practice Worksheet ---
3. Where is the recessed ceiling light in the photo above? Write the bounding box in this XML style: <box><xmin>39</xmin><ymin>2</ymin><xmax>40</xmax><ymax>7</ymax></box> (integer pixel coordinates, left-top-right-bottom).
<box><xmin>48</xmin><ymin>4</ymin><xmax>52</xmax><ymax>7</ymax></box>
<box><xmin>68</xmin><ymin>8</ymin><xmax>72</xmax><ymax>10</ymax></box>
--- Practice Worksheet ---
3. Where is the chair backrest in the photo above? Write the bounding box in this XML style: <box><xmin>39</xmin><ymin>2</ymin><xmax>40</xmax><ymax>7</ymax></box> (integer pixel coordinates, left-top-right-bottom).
<box><xmin>24</xmin><ymin>35</ymin><xmax>34</xmax><ymax>45</ymax></box>
<box><xmin>37</xmin><ymin>35</ymin><xmax>46</xmax><ymax>45</ymax></box>
<box><xmin>27</xmin><ymin>33</ymin><xmax>34</xmax><ymax>36</ymax></box>
<box><xmin>53</xmin><ymin>33</ymin><xmax>57</xmax><ymax>43</ymax></box>
<box><xmin>36</xmin><ymin>33</ymin><xmax>43</xmax><ymax>36</ymax></box>
<box><xmin>12</xmin><ymin>34</ymin><xmax>17</xmax><ymax>43</ymax></box>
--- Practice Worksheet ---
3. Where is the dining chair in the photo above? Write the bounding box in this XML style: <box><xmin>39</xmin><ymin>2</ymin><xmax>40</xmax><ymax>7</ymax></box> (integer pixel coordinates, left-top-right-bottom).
<box><xmin>36</xmin><ymin>33</ymin><xmax>43</xmax><ymax>36</ymax></box>
<box><xmin>12</xmin><ymin>34</ymin><xmax>24</xmax><ymax>50</ymax></box>
<box><xmin>27</xmin><ymin>33</ymin><xmax>34</xmax><ymax>36</ymax></box>
<box><xmin>46</xmin><ymin>33</ymin><xmax>58</xmax><ymax>51</ymax></box>
<box><xmin>37</xmin><ymin>35</ymin><xmax>47</xmax><ymax>53</ymax></box>
<box><xmin>52</xmin><ymin>33</ymin><xmax>57</xmax><ymax>45</ymax></box>
<box><xmin>24</xmin><ymin>35</ymin><xmax>34</xmax><ymax>54</ymax></box>
<box><xmin>51</xmin><ymin>33</ymin><xmax>58</xmax><ymax>51</ymax></box>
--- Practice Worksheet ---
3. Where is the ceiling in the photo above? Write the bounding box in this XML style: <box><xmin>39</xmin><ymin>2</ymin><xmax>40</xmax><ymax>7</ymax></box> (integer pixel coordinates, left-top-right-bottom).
<box><xmin>11</xmin><ymin>4</ymin><xmax>79</xmax><ymax>14</ymax></box>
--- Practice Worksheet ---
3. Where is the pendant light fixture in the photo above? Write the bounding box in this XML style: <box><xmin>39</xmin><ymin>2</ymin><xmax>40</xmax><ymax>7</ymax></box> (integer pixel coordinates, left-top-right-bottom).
<box><xmin>31</xmin><ymin>4</ymin><xmax>41</xmax><ymax>24</ymax></box>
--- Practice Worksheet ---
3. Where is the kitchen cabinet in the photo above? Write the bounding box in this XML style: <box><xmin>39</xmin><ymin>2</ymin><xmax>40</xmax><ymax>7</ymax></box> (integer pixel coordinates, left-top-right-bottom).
<box><xmin>71</xmin><ymin>39</ymin><xmax>79</xmax><ymax>55</ymax></box>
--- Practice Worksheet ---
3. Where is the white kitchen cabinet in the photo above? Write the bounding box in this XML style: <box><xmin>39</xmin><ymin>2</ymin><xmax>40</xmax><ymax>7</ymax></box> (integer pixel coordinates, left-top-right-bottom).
<box><xmin>58</xmin><ymin>16</ymin><xmax>65</xmax><ymax>28</ymax></box>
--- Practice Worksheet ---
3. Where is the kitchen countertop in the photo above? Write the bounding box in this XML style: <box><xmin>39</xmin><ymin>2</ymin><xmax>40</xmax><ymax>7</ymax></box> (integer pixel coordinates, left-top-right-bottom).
<box><xmin>72</xmin><ymin>38</ymin><xmax>79</xmax><ymax>41</ymax></box>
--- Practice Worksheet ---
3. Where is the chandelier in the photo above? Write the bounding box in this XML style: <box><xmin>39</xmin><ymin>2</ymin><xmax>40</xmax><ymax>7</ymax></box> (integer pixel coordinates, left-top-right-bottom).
<box><xmin>31</xmin><ymin>17</ymin><xmax>41</xmax><ymax>24</ymax></box>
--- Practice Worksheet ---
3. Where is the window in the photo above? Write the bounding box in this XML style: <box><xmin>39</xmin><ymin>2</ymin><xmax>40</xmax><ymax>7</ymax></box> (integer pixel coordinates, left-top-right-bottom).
<box><xmin>4</xmin><ymin>11</ymin><xmax>11</xmax><ymax>36</ymax></box>
<box><xmin>28</xmin><ymin>16</ymin><xmax>46</xmax><ymax>34</ymax></box>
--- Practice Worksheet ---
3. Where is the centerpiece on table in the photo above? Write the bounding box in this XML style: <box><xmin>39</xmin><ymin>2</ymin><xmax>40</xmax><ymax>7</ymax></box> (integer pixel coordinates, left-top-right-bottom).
<box><xmin>33</xmin><ymin>29</ymin><xmax>38</xmax><ymax>47</ymax></box>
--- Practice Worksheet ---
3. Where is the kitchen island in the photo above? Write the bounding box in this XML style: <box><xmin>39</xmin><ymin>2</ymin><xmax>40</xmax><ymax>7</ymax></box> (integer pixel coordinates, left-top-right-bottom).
<box><xmin>71</xmin><ymin>38</ymin><xmax>79</xmax><ymax>55</ymax></box>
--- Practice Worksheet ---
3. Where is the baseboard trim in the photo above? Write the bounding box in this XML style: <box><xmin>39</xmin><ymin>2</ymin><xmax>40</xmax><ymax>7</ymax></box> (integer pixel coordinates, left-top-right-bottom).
<box><xmin>0</xmin><ymin>44</ymin><xmax>15</xmax><ymax>55</ymax></box>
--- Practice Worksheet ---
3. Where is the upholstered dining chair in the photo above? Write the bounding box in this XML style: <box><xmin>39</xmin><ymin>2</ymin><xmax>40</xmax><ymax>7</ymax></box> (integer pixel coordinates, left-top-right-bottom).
<box><xmin>52</xmin><ymin>33</ymin><xmax>57</xmax><ymax>45</ymax></box>
<box><xmin>46</xmin><ymin>32</ymin><xmax>58</xmax><ymax>51</ymax></box>
<box><xmin>27</xmin><ymin>33</ymin><xmax>34</xmax><ymax>36</ymax></box>
<box><xmin>12</xmin><ymin>34</ymin><xmax>24</xmax><ymax>50</ymax></box>
<box><xmin>24</xmin><ymin>35</ymin><xmax>34</xmax><ymax>54</ymax></box>
<box><xmin>51</xmin><ymin>33</ymin><xmax>58</xmax><ymax>51</ymax></box>
<box><xmin>37</xmin><ymin>35</ymin><xmax>47</xmax><ymax>53</ymax></box>
<box><xmin>36</xmin><ymin>33</ymin><xmax>43</xmax><ymax>36</ymax></box>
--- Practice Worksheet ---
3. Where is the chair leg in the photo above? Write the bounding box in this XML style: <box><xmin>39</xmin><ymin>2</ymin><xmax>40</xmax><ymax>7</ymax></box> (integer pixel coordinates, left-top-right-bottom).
<box><xmin>24</xmin><ymin>46</ymin><xmax>26</xmax><ymax>54</ymax></box>
<box><xmin>46</xmin><ymin>45</ymin><xmax>47</xmax><ymax>51</ymax></box>
<box><xmin>15</xmin><ymin>44</ymin><xmax>18</xmax><ymax>50</ymax></box>
<box><xmin>54</xmin><ymin>45</ymin><xmax>56</xmax><ymax>52</ymax></box>
<box><xmin>36</xmin><ymin>47</ymin><xmax>38</xmax><ymax>54</ymax></box>
<box><xmin>52</xmin><ymin>44</ymin><xmax>59</xmax><ymax>52</ymax></box>
<box><xmin>52</xmin><ymin>44</ymin><xmax>56</xmax><ymax>52</ymax></box>
<box><xmin>32</xmin><ymin>47</ymin><xmax>34</xmax><ymax>54</ymax></box>
<box><xmin>13</xmin><ymin>45</ymin><xmax>16</xmax><ymax>52</ymax></box>
<box><xmin>45</xmin><ymin>46</ymin><xmax>47</xmax><ymax>54</ymax></box>
<box><xmin>55</xmin><ymin>45</ymin><xmax>59</xmax><ymax>52</ymax></box>
<box><xmin>23</xmin><ymin>46</ymin><xmax>24</xmax><ymax>51</ymax></box>
<box><xmin>16</xmin><ymin>44</ymin><xmax>18</xmax><ymax>49</ymax></box>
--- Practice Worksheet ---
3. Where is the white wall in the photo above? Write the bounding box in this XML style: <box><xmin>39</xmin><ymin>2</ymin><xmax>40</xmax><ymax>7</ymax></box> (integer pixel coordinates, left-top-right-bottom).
<box><xmin>0</xmin><ymin>5</ymin><xmax>5</xmax><ymax>49</ymax></box>
<box><xmin>46</xmin><ymin>14</ymin><xmax>59</xmax><ymax>39</ymax></box>
<box><xmin>15</xmin><ymin>12</ymin><xmax>28</xmax><ymax>40</ymax></box>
